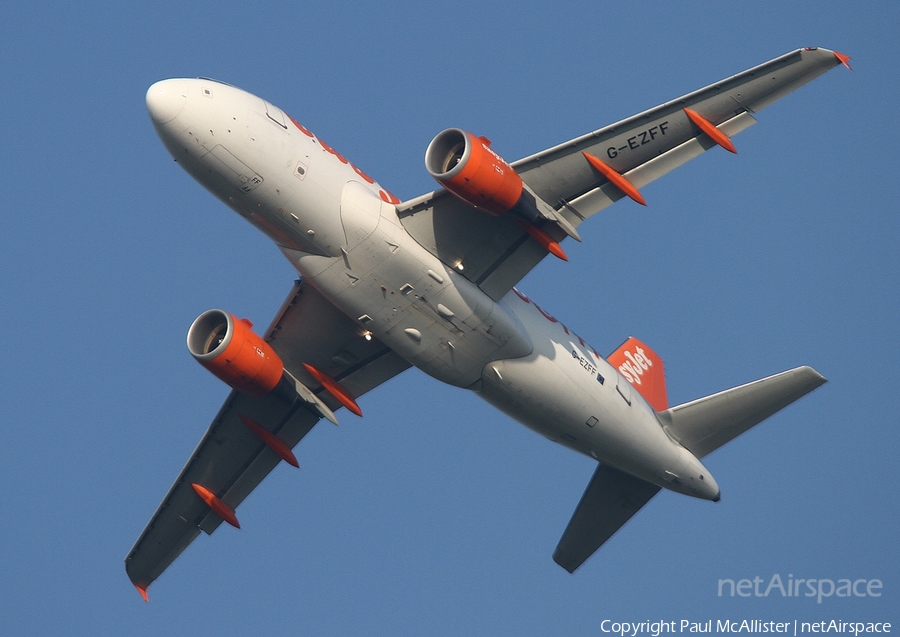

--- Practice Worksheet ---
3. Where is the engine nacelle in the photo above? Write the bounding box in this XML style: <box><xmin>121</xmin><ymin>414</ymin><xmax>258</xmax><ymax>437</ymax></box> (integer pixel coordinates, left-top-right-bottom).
<box><xmin>187</xmin><ymin>309</ymin><xmax>284</xmax><ymax>397</ymax></box>
<box><xmin>425</xmin><ymin>128</ymin><xmax>524</xmax><ymax>216</ymax></box>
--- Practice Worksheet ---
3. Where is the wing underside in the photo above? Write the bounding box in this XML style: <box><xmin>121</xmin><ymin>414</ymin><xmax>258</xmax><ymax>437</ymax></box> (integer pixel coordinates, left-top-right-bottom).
<box><xmin>125</xmin><ymin>281</ymin><xmax>409</xmax><ymax>594</ymax></box>
<box><xmin>398</xmin><ymin>47</ymin><xmax>845</xmax><ymax>300</ymax></box>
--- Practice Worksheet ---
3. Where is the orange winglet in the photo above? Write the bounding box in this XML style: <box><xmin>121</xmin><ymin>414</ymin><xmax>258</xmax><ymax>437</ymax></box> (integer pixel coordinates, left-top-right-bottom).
<box><xmin>833</xmin><ymin>51</ymin><xmax>852</xmax><ymax>70</ymax></box>
<box><xmin>582</xmin><ymin>152</ymin><xmax>646</xmax><ymax>205</ymax></box>
<box><xmin>515</xmin><ymin>220</ymin><xmax>568</xmax><ymax>261</ymax></box>
<box><xmin>683</xmin><ymin>107</ymin><xmax>737</xmax><ymax>154</ymax></box>
<box><xmin>191</xmin><ymin>483</ymin><xmax>241</xmax><ymax>529</ymax></box>
<box><xmin>239</xmin><ymin>414</ymin><xmax>299</xmax><ymax>468</ymax></box>
<box><xmin>135</xmin><ymin>584</ymin><xmax>149</xmax><ymax>603</ymax></box>
<box><xmin>302</xmin><ymin>363</ymin><xmax>363</xmax><ymax>417</ymax></box>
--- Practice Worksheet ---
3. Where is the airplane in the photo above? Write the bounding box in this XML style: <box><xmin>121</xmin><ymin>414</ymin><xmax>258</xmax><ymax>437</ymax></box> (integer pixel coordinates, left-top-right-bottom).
<box><xmin>126</xmin><ymin>47</ymin><xmax>849</xmax><ymax>600</ymax></box>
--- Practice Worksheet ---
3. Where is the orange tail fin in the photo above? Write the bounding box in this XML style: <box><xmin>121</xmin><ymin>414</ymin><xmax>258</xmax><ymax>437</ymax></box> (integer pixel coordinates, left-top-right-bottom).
<box><xmin>607</xmin><ymin>337</ymin><xmax>668</xmax><ymax>411</ymax></box>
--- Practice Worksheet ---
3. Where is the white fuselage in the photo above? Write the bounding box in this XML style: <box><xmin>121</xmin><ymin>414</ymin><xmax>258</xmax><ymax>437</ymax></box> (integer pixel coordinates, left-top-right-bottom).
<box><xmin>146</xmin><ymin>78</ymin><xmax>720</xmax><ymax>501</ymax></box>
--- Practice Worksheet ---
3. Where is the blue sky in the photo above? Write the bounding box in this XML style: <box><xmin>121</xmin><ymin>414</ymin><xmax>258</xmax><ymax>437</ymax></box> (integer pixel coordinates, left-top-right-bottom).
<box><xmin>1</xmin><ymin>1</ymin><xmax>897</xmax><ymax>635</ymax></box>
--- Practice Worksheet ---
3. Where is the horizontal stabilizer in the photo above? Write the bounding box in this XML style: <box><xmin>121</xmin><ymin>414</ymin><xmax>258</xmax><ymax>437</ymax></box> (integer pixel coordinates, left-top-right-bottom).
<box><xmin>553</xmin><ymin>464</ymin><xmax>660</xmax><ymax>573</ymax></box>
<box><xmin>656</xmin><ymin>366</ymin><xmax>826</xmax><ymax>459</ymax></box>
<box><xmin>554</xmin><ymin>366</ymin><xmax>825</xmax><ymax>573</ymax></box>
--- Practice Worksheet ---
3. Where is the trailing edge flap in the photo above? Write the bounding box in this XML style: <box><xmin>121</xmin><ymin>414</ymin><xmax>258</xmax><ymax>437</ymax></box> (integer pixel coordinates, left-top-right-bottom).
<box><xmin>553</xmin><ymin>464</ymin><xmax>660</xmax><ymax>573</ymax></box>
<box><xmin>656</xmin><ymin>365</ymin><xmax>827</xmax><ymax>459</ymax></box>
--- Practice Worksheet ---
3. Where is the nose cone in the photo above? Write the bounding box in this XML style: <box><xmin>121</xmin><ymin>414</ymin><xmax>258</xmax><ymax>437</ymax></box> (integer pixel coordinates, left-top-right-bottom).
<box><xmin>146</xmin><ymin>80</ymin><xmax>187</xmax><ymax>126</ymax></box>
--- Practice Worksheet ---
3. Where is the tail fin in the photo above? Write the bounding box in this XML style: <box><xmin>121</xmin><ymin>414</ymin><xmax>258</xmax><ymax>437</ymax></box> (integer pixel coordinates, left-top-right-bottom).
<box><xmin>657</xmin><ymin>366</ymin><xmax>826</xmax><ymax>458</ymax></box>
<box><xmin>607</xmin><ymin>337</ymin><xmax>668</xmax><ymax>411</ymax></box>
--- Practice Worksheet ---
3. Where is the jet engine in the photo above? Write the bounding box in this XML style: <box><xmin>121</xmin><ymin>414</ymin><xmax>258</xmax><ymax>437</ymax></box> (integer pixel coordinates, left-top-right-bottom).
<box><xmin>425</xmin><ymin>128</ymin><xmax>525</xmax><ymax>216</ymax></box>
<box><xmin>187</xmin><ymin>309</ymin><xmax>284</xmax><ymax>397</ymax></box>
<box><xmin>424</xmin><ymin>128</ymin><xmax>581</xmax><ymax>249</ymax></box>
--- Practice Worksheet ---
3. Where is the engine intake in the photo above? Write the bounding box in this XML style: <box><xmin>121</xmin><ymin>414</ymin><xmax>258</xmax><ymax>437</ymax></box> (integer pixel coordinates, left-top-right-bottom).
<box><xmin>425</xmin><ymin>128</ymin><xmax>524</xmax><ymax>216</ymax></box>
<box><xmin>187</xmin><ymin>309</ymin><xmax>284</xmax><ymax>397</ymax></box>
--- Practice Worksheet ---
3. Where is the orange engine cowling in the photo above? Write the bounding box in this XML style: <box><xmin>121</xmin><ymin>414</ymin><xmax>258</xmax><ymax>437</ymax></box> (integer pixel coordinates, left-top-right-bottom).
<box><xmin>187</xmin><ymin>309</ymin><xmax>284</xmax><ymax>397</ymax></box>
<box><xmin>425</xmin><ymin>128</ymin><xmax>524</xmax><ymax>216</ymax></box>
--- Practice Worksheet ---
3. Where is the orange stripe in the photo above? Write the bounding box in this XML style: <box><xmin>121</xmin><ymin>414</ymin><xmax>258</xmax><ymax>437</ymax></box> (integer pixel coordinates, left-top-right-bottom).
<box><xmin>683</xmin><ymin>108</ymin><xmax>737</xmax><ymax>154</ymax></box>
<box><xmin>378</xmin><ymin>190</ymin><xmax>400</xmax><ymax>205</ymax></box>
<box><xmin>582</xmin><ymin>152</ymin><xmax>646</xmax><ymax>205</ymax></box>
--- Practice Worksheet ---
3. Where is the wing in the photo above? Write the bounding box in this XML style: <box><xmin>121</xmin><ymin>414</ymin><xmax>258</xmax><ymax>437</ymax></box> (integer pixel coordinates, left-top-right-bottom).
<box><xmin>124</xmin><ymin>281</ymin><xmax>410</xmax><ymax>597</ymax></box>
<box><xmin>398</xmin><ymin>47</ymin><xmax>847</xmax><ymax>300</ymax></box>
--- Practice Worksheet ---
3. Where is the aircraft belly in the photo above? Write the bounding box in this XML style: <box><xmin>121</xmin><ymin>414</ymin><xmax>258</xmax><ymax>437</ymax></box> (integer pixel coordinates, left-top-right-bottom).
<box><xmin>157</xmin><ymin>74</ymin><xmax>721</xmax><ymax>492</ymax></box>
<box><xmin>481</xmin><ymin>354</ymin><xmax>638</xmax><ymax>462</ymax></box>
<box><xmin>292</xmin><ymin>204</ymin><xmax>533</xmax><ymax>388</ymax></box>
<box><xmin>480</xmin><ymin>354</ymin><xmax>716</xmax><ymax>496</ymax></box>
<box><xmin>480</xmin><ymin>291</ymin><xmax>719</xmax><ymax>496</ymax></box>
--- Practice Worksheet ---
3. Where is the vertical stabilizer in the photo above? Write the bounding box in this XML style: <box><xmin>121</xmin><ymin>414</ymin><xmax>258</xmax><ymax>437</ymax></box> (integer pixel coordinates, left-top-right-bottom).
<box><xmin>607</xmin><ymin>337</ymin><xmax>668</xmax><ymax>411</ymax></box>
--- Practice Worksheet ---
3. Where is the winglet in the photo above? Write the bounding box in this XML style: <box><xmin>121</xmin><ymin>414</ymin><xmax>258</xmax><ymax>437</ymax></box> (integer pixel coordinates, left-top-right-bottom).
<box><xmin>607</xmin><ymin>337</ymin><xmax>668</xmax><ymax>411</ymax></box>
<box><xmin>833</xmin><ymin>51</ymin><xmax>852</xmax><ymax>70</ymax></box>
<box><xmin>135</xmin><ymin>584</ymin><xmax>149</xmax><ymax>603</ymax></box>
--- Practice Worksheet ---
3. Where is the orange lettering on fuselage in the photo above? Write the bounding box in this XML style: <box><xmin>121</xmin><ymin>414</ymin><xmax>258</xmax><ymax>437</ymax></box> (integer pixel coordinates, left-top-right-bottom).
<box><xmin>513</xmin><ymin>288</ymin><xmax>600</xmax><ymax>359</ymax></box>
<box><xmin>288</xmin><ymin>114</ymin><xmax>380</xmax><ymax>187</ymax></box>
<box><xmin>288</xmin><ymin>116</ymin><xmax>314</xmax><ymax>138</ymax></box>
<box><xmin>318</xmin><ymin>137</ymin><xmax>348</xmax><ymax>164</ymax></box>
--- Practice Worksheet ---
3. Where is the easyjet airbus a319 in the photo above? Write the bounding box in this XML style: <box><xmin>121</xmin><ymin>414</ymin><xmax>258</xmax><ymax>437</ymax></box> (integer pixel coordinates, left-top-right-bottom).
<box><xmin>126</xmin><ymin>48</ymin><xmax>849</xmax><ymax>600</ymax></box>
